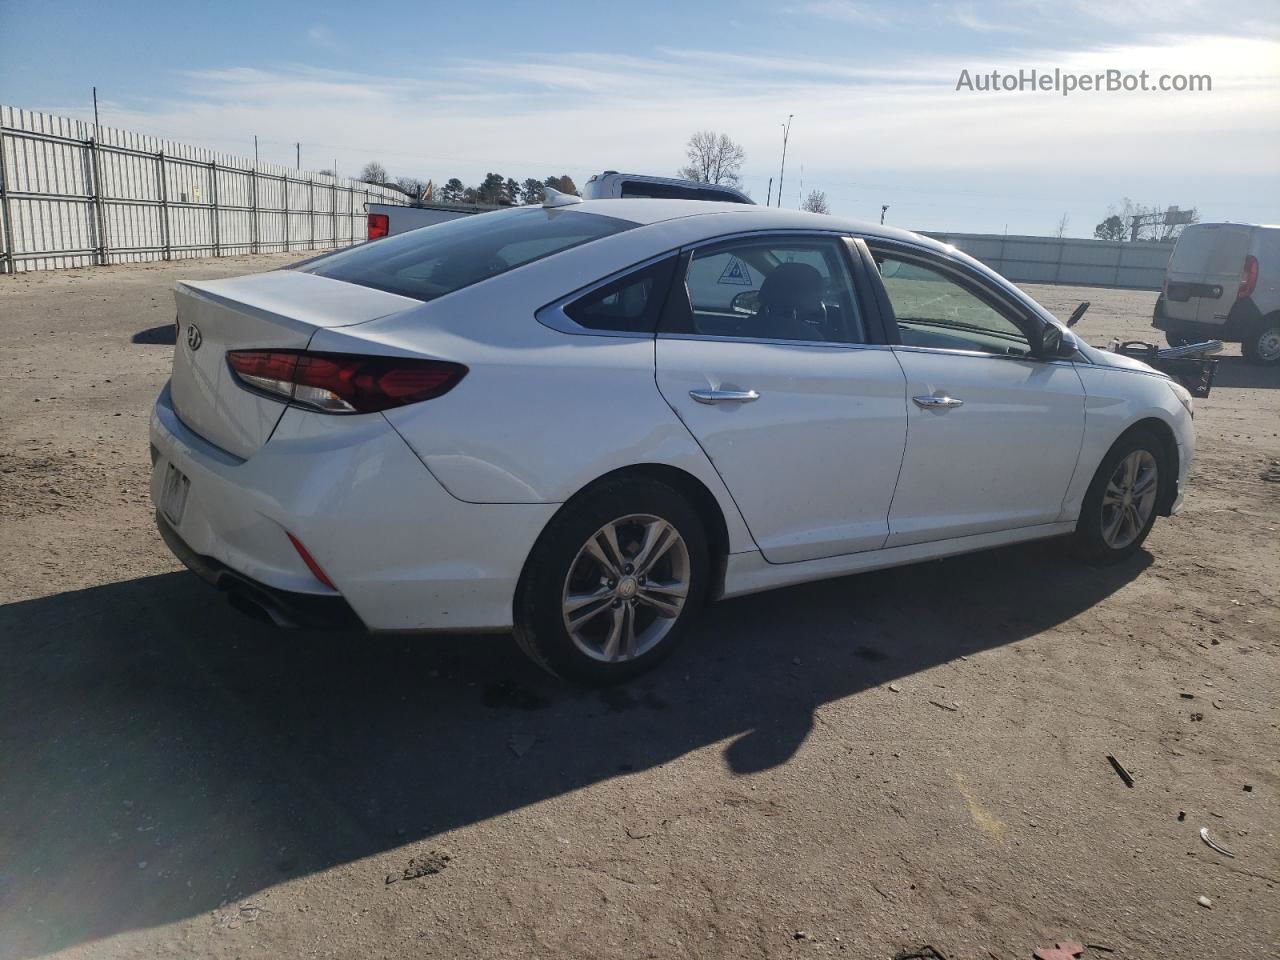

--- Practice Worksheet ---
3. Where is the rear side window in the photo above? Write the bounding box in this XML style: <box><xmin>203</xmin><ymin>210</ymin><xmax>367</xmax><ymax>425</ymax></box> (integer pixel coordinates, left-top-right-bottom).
<box><xmin>302</xmin><ymin>207</ymin><xmax>635</xmax><ymax>302</ymax></box>
<box><xmin>564</xmin><ymin>258</ymin><xmax>678</xmax><ymax>334</ymax></box>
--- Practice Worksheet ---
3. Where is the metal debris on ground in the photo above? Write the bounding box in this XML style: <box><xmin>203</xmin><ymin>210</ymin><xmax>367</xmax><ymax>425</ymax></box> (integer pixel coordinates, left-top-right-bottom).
<box><xmin>1105</xmin><ymin>754</ymin><xmax>1135</xmax><ymax>788</ymax></box>
<box><xmin>1200</xmin><ymin>826</ymin><xmax>1236</xmax><ymax>858</ymax></box>
<box><xmin>1198</xmin><ymin>895</ymin><xmax>1213</xmax><ymax>908</ymax></box>
<box><xmin>1033</xmin><ymin>940</ymin><xmax>1083</xmax><ymax>960</ymax></box>
<box><xmin>929</xmin><ymin>700</ymin><xmax>959</xmax><ymax>712</ymax></box>
<box><xmin>385</xmin><ymin>852</ymin><xmax>451</xmax><ymax>885</ymax></box>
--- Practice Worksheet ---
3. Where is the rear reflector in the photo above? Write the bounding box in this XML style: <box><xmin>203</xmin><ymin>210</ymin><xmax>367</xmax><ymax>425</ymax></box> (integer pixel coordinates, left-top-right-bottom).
<box><xmin>1238</xmin><ymin>255</ymin><xmax>1259</xmax><ymax>299</ymax></box>
<box><xmin>227</xmin><ymin>350</ymin><xmax>467</xmax><ymax>414</ymax></box>
<box><xmin>367</xmin><ymin>214</ymin><xmax>389</xmax><ymax>241</ymax></box>
<box><xmin>287</xmin><ymin>532</ymin><xmax>337</xmax><ymax>590</ymax></box>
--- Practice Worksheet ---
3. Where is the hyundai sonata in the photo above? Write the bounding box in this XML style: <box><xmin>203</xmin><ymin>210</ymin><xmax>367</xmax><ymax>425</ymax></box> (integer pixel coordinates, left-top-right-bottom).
<box><xmin>151</xmin><ymin>197</ymin><xmax>1195</xmax><ymax>682</ymax></box>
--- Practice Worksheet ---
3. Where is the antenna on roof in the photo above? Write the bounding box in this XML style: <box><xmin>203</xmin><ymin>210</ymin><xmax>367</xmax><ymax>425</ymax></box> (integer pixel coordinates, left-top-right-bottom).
<box><xmin>543</xmin><ymin>186</ymin><xmax>583</xmax><ymax>209</ymax></box>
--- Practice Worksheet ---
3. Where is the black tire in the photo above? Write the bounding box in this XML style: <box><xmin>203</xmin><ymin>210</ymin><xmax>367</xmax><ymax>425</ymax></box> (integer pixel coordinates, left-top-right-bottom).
<box><xmin>1072</xmin><ymin>429</ymin><xmax>1165</xmax><ymax>564</ymax></box>
<box><xmin>1165</xmin><ymin>332</ymin><xmax>1190</xmax><ymax>349</ymax></box>
<box><xmin>1241</xmin><ymin>318</ymin><xmax>1280</xmax><ymax>365</ymax></box>
<box><xmin>513</xmin><ymin>477</ymin><xmax>709</xmax><ymax>684</ymax></box>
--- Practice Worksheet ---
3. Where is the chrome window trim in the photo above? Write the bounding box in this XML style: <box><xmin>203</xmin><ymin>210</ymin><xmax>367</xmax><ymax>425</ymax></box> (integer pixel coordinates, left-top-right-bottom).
<box><xmin>535</xmin><ymin>251</ymin><xmax>679</xmax><ymax>339</ymax></box>
<box><xmin>656</xmin><ymin>332</ymin><xmax>893</xmax><ymax>351</ymax></box>
<box><xmin>890</xmin><ymin>343</ymin><xmax>1079</xmax><ymax>367</ymax></box>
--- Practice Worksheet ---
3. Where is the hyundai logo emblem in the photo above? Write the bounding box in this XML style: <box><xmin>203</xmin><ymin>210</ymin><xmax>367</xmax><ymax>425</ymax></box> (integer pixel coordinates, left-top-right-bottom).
<box><xmin>186</xmin><ymin>323</ymin><xmax>202</xmax><ymax>351</ymax></box>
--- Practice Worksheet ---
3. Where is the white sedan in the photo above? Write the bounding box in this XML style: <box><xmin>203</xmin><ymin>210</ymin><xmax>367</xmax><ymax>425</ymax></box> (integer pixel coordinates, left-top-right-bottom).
<box><xmin>150</xmin><ymin>197</ymin><xmax>1195</xmax><ymax>682</ymax></box>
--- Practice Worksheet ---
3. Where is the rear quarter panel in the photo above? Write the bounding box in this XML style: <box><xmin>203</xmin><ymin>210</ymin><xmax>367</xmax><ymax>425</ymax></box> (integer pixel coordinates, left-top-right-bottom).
<box><xmin>306</xmin><ymin>221</ymin><xmax>761</xmax><ymax>554</ymax></box>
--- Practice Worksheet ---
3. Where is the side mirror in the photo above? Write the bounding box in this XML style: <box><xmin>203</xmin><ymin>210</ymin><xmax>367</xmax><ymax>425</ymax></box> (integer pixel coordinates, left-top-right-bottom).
<box><xmin>1037</xmin><ymin>325</ymin><xmax>1077</xmax><ymax>360</ymax></box>
<box><xmin>1067</xmin><ymin>300</ymin><xmax>1090</xmax><ymax>327</ymax></box>
<box><xmin>730</xmin><ymin>290</ymin><xmax>761</xmax><ymax>315</ymax></box>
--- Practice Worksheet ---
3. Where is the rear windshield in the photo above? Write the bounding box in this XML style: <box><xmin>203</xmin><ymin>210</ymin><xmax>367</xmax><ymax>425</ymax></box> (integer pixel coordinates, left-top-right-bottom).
<box><xmin>302</xmin><ymin>207</ymin><xmax>635</xmax><ymax>302</ymax></box>
<box><xmin>620</xmin><ymin>181</ymin><xmax>749</xmax><ymax>203</ymax></box>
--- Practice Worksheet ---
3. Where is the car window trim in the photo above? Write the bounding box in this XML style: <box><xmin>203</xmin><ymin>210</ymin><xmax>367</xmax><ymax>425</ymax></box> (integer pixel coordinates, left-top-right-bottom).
<box><xmin>535</xmin><ymin>251</ymin><xmax>681</xmax><ymax>339</ymax></box>
<box><xmin>657</xmin><ymin>229</ymin><xmax>880</xmax><ymax>347</ymax></box>
<box><xmin>860</xmin><ymin>237</ymin><xmax>1056</xmax><ymax>359</ymax></box>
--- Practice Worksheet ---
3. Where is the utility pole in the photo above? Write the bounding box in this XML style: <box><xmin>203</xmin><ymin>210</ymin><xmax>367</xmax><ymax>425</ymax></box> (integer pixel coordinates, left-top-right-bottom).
<box><xmin>766</xmin><ymin>177</ymin><xmax>773</xmax><ymax>207</ymax></box>
<box><xmin>254</xmin><ymin>135</ymin><xmax>259</xmax><ymax>164</ymax></box>
<box><xmin>777</xmin><ymin>114</ymin><xmax>793</xmax><ymax>208</ymax></box>
<box><xmin>880</xmin><ymin>204</ymin><xmax>889</xmax><ymax>225</ymax></box>
<box><xmin>92</xmin><ymin>87</ymin><xmax>100</xmax><ymax>130</ymax></box>
<box><xmin>296</xmin><ymin>142</ymin><xmax>301</xmax><ymax>169</ymax></box>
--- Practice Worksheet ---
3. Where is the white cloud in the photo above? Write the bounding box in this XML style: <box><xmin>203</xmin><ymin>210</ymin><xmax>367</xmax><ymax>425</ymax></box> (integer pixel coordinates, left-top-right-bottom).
<box><xmin>28</xmin><ymin>34</ymin><xmax>1280</xmax><ymax>231</ymax></box>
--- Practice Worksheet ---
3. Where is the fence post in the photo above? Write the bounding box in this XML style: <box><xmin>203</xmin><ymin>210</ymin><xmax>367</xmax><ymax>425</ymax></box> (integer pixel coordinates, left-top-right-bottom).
<box><xmin>308</xmin><ymin>177</ymin><xmax>315</xmax><ymax>250</ymax></box>
<box><xmin>156</xmin><ymin>150</ymin><xmax>171</xmax><ymax>261</ymax></box>
<box><xmin>88</xmin><ymin>135</ymin><xmax>110</xmax><ymax>265</ymax></box>
<box><xmin>0</xmin><ymin>122</ymin><xmax>14</xmax><ymax>274</ymax></box>
<box><xmin>283</xmin><ymin>174</ymin><xmax>290</xmax><ymax>251</ymax></box>
<box><xmin>250</xmin><ymin>167</ymin><xmax>259</xmax><ymax>255</ymax></box>
<box><xmin>209</xmin><ymin>161</ymin><xmax>220</xmax><ymax>257</ymax></box>
<box><xmin>330</xmin><ymin>178</ymin><xmax>337</xmax><ymax>250</ymax></box>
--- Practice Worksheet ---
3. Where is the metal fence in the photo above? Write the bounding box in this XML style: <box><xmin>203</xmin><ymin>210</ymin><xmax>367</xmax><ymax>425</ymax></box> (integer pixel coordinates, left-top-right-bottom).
<box><xmin>922</xmin><ymin>231</ymin><xmax>1174</xmax><ymax>291</ymax></box>
<box><xmin>0</xmin><ymin>105</ymin><xmax>409</xmax><ymax>273</ymax></box>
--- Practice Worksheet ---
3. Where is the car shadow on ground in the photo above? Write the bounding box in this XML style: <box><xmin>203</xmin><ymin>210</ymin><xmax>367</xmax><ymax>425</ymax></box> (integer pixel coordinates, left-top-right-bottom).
<box><xmin>0</xmin><ymin>540</ymin><xmax>1149</xmax><ymax>957</ymax></box>
<box><xmin>131</xmin><ymin>324</ymin><xmax>176</xmax><ymax>345</ymax></box>
<box><xmin>1212</xmin><ymin>356</ymin><xmax>1279</xmax><ymax>390</ymax></box>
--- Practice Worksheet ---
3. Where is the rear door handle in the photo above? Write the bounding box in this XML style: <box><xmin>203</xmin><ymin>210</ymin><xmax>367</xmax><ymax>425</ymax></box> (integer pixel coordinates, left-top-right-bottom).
<box><xmin>689</xmin><ymin>388</ymin><xmax>760</xmax><ymax>405</ymax></box>
<box><xmin>913</xmin><ymin>394</ymin><xmax>964</xmax><ymax>409</ymax></box>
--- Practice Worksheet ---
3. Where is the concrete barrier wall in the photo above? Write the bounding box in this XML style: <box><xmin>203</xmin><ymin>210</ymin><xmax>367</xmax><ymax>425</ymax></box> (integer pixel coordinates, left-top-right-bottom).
<box><xmin>922</xmin><ymin>231</ymin><xmax>1174</xmax><ymax>290</ymax></box>
<box><xmin>0</xmin><ymin>105</ymin><xmax>409</xmax><ymax>273</ymax></box>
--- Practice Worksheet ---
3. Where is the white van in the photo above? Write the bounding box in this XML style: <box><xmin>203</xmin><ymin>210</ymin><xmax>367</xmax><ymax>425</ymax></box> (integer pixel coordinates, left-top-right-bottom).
<box><xmin>1154</xmin><ymin>222</ymin><xmax>1280</xmax><ymax>364</ymax></box>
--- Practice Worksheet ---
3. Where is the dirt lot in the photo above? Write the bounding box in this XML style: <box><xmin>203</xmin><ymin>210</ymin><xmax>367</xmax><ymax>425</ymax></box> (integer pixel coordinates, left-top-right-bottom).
<box><xmin>1</xmin><ymin>255</ymin><xmax>1276</xmax><ymax>960</ymax></box>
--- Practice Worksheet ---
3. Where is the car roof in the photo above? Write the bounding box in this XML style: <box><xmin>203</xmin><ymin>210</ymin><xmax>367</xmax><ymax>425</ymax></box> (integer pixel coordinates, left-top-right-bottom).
<box><xmin>574</xmin><ymin>198</ymin><xmax>951</xmax><ymax>252</ymax></box>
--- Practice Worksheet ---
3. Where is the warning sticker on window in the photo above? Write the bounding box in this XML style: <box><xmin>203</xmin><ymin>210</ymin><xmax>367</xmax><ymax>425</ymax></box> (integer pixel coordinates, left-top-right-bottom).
<box><xmin>718</xmin><ymin>257</ymin><xmax>753</xmax><ymax>285</ymax></box>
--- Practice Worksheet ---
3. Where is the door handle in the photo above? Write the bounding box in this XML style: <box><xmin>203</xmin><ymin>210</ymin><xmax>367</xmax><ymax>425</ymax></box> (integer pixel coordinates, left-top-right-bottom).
<box><xmin>912</xmin><ymin>394</ymin><xmax>964</xmax><ymax>409</ymax></box>
<box><xmin>689</xmin><ymin>388</ymin><xmax>760</xmax><ymax>405</ymax></box>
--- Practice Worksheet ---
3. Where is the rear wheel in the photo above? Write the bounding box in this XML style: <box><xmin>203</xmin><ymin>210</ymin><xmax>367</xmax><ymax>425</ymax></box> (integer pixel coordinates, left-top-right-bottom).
<box><xmin>514</xmin><ymin>477</ymin><xmax>709</xmax><ymax>683</ymax></box>
<box><xmin>1242</xmin><ymin>318</ymin><xmax>1280</xmax><ymax>365</ymax></box>
<box><xmin>1165</xmin><ymin>332</ymin><xmax>1190</xmax><ymax>349</ymax></box>
<box><xmin>1073</xmin><ymin>430</ymin><xmax>1163</xmax><ymax>564</ymax></box>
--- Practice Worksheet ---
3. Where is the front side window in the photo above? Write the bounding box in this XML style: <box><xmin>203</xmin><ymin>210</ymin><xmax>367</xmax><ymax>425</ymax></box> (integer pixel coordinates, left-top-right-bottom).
<box><xmin>874</xmin><ymin>254</ymin><xmax>1031</xmax><ymax>355</ymax></box>
<box><xmin>663</xmin><ymin>236</ymin><xmax>865</xmax><ymax>344</ymax></box>
<box><xmin>302</xmin><ymin>207</ymin><xmax>635</xmax><ymax>302</ymax></box>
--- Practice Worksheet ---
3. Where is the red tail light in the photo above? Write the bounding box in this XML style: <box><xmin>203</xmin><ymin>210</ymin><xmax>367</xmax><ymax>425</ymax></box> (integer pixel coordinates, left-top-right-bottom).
<box><xmin>367</xmin><ymin>214</ymin><xmax>389</xmax><ymax>240</ymax></box>
<box><xmin>227</xmin><ymin>350</ymin><xmax>467</xmax><ymax>414</ymax></box>
<box><xmin>1238</xmin><ymin>255</ymin><xmax>1258</xmax><ymax>299</ymax></box>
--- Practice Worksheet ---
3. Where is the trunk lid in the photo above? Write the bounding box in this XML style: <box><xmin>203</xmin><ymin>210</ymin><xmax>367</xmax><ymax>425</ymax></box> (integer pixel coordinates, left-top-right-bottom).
<box><xmin>170</xmin><ymin>271</ymin><xmax>420</xmax><ymax>459</ymax></box>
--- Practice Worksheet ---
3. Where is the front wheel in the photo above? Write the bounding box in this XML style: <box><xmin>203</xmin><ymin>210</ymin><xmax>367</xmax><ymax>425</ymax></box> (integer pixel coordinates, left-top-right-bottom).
<box><xmin>513</xmin><ymin>477</ymin><xmax>709</xmax><ymax>683</ymax></box>
<box><xmin>1072</xmin><ymin>430</ymin><xmax>1164</xmax><ymax>564</ymax></box>
<box><xmin>1241</xmin><ymin>319</ymin><xmax>1280</xmax><ymax>365</ymax></box>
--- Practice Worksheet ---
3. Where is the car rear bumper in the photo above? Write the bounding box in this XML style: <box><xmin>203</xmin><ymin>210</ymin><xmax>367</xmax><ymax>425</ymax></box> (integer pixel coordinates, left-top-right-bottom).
<box><xmin>156</xmin><ymin>510</ymin><xmax>365</xmax><ymax>630</ymax></box>
<box><xmin>1153</xmin><ymin>294</ymin><xmax>1262</xmax><ymax>342</ymax></box>
<box><xmin>149</xmin><ymin>382</ymin><xmax>558</xmax><ymax>632</ymax></box>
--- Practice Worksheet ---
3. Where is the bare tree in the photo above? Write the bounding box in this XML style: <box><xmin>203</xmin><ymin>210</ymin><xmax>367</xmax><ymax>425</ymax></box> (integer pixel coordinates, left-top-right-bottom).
<box><xmin>359</xmin><ymin>161</ymin><xmax>388</xmax><ymax>185</ymax></box>
<box><xmin>395</xmin><ymin>176</ymin><xmax>427</xmax><ymax>200</ymax></box>
<box><xmin>800</xmin><ymin>190</ymin><xmax>830</xmax><ymax>214</ymax></box>
<box><xmin>679</xmin><ymin>131</ymin><xmax>745</xmax><ymax>186</ymax></box>
<box><xmin>1054</xmin><ymin>212</ymin><xmax>1070</xmax><ymax>238</ymax></box>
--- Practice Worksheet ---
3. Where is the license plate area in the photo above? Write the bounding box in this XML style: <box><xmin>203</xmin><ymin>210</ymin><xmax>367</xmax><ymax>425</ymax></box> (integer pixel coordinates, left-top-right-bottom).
<box><xmin>160</xmin><ymin>463</ymin><xmax>190</xmax><ymax>525</ymax></box>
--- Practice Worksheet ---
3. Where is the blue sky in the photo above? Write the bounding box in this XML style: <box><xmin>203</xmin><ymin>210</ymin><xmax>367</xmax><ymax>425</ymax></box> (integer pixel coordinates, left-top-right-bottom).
<box><xmin>3</xmin><ymin>0</ymin><xmax>1278</xmax><ymax>235</ymax></box>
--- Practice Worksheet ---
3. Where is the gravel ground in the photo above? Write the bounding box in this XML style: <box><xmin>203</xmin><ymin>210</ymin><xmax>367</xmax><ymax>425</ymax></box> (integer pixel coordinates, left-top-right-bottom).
<box><xmin>1</xmin><ymin>255</ymin><xmax>1277</xmax><ymax>960</ymax></box>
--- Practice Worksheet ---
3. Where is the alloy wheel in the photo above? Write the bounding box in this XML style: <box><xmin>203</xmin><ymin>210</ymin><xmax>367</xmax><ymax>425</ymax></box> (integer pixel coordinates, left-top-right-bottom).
<box><xmin>1101</xmin><ymin>450</ymin><xmax>1159</xmax><ymax>549</ymax></box>
<box><xmin>1256</xmin><ymin>326</ymin><xmax>1280</xmax><ymax>363</ymax></box>
<box><xmin>561</xmin><ymin>514</ymin><xmax>691</xmax><ymax>663</ymax></box>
